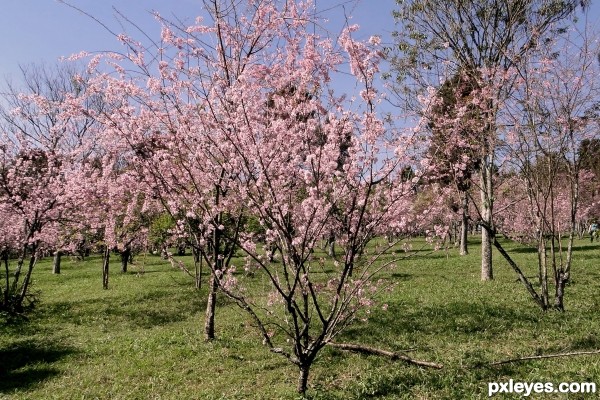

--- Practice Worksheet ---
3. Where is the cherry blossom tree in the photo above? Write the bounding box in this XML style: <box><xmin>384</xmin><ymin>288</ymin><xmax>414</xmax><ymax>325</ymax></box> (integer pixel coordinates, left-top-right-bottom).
<box><xmin>65</xmin><ymin>0</ymin><xmax>438</xmax><ymax>393</ymax></box>
<box><xmin>0</xmin><ymin>146</ymin><xmax>61</xmax><ymax>312</ymax></box>
<box><xmin>76</xmin><ymin>162</ymin><xmax>154</xmax><ymax>289</ymax></box>
<box><xmin>68</xmin><ymin>7</ymin><xmax>245</xmax><ymax>336</ymax></box>
<box><xmin>409</xmin><ymin>15</ymin><xmax>599</xmax><ymax>310</ymax></box>
<box><xmin>205</xmin><ymin>18</ymin><xmax>421</xmax><ymax>392</ymax></box>
<box><xmin>0</xmin><ymin>64</ymin><xmax>99</xmax><ymax>314</ymax></box>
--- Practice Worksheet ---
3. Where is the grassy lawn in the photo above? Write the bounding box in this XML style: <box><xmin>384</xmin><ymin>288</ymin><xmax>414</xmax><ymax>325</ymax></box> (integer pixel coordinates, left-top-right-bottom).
<box><xmin>1</xmin><ymin>237</ymin><xmax>600</xmax><ymax>399</ymax></box>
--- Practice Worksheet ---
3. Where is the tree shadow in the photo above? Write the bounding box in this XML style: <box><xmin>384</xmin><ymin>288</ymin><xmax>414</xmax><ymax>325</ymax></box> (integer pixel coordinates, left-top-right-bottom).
<box><xmin>390</xmin><ymin>273</ymin><xmax>412</xmax><ymax>281</ymax></box>
<box><xmin>341</xmin><ymin>300</ymin><xmax>540</xmax><ymax>344</ymax></box>
<box><xmin>0</xmin><ymin>339</ymin><xmax>76</xmax><ymax>393</ymax></box>
<box><xmin>506</xmin><ymin>246</ymin><xmax>537</xmax><ymax>254</ymax></box>
<box><xmin>573</xmin><ymin>244</ymin><xmax>600</xmax><ymax>251</ymax></box>
<box><xmin>569</xmin><ymin>333</ymin><xmax>600</xmax><ymax>350</ymax></box>
<box><xmin>320</xmin><ymin>301</ymin><xmax>548</xmax><ymax>399</ymax></box>
<box><xmin>40</xmin><ymin>287</ymin><xmax>207</xmax><ymax>330</ymax></box>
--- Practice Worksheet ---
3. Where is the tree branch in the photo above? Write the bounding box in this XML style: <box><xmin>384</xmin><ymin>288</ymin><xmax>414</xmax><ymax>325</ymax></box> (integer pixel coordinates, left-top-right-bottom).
<box><xmin>328</xmin><ymin>342</ymin><xmax>443</xmax><ymax>369</ymax></box>
<box><xmin>490</xmin><ymin>350</ymin><xmax>600</xmax><ymax>366</ymax></box>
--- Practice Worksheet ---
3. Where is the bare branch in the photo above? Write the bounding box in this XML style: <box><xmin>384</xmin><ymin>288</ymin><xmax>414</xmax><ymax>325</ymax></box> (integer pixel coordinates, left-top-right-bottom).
<box><xmin>490</xmin><ymin>350</ymin><xmax>600</xmax><ymax>366</ymax></box>
<box><xmin>328</xmin><ymin>342</ymin><xmax>443</xmax><ymax>369</ymax></box>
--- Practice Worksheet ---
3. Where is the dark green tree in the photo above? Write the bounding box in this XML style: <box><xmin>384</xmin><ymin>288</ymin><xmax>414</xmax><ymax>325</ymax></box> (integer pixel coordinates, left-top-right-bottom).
<box><xmin>427</xmin><ymin>72</ymin><xmax>483</xmax><ymax>255</ymax></box>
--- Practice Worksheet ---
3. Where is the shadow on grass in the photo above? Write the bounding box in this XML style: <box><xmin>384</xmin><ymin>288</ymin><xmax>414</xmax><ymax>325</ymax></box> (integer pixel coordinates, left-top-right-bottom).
<box><xmin>311</xmin><ymin>365</ymin><xmax>491</xmax><ymax>400</ymax></box>
<box><xmin>326</xmin><ymin>299</ymin><xmax>596</xmax><ymax>396</ymax></box>
<box><xmin>574</xmin><ymin>244</ymin><xmax>600</xmax><ymax>251</ymax></box>
<box><xmin>41</xmin><ymin>286</ymin><xmax>207</xmax><ymax>330</ymax></box>
<box><xmin>341</xmin><ymin>300</ymin><xmax>539</xmax><ymax>343</ymax></box>
<box><xmin>505</xmin><ymin>246</ymin><xmax>537</xmax><ymax>254</ymax></box>
<box><xmin>390</xmin><ymin>273</ymin><xmax>412</xmax><ymax>281</ymax></box>
<box><xmin>123</xmin><ymin>269</ymin><xmax>165</xmax><ymax>275</ymax></box>
<box><xmin>569</xmin><ymin>333</ymin><xmax>600</xmax><ymax>350</ymax></box>
<box><xmin>504</xmin><ymin>242</ymin><xmax>599</xmax><ymax>254</ymax></box>
<box><xmin>0</xmin><ymin>339</ymin><xmax>76</xmax><ymax>393</ymax></box>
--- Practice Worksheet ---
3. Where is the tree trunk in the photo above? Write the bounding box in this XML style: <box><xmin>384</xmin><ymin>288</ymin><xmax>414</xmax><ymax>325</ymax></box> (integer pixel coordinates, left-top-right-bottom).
<box><xmin>204</xmin><ymin>180</ymin><xmax>223</xmax><ymax>340</ymax></box>
<box><xmin>52</xmin><ymin>250</ymin><xmax>62</xmax><ymax>274</ymax></box>
<box><xmin>554</xmin><ymin>270</ymin><xmax>566</xmax><ymax>311</ymax></box>
<box><xmin>297</xmin><ymin>364</ymin><xmax>310</xmax><ymax>395</ymax></box>
<box><xmin>327</xmin><ymin>231</ymin><xmax>335</xmax><ymax>258</ymax></box>
<box><xmin>102</xmin><ymin>247</ymin><xmax>110</xmax><ymax>290</ymax></box>
<box><xmin>538</xmin><ymin>234</ymin><xmax>549</xmax><ymax>309</ymax></box>
<box><xmin>459</xmin><ymin>190</ymin><xmax>469</xmax><ymax>256</ymax></box>
<box><xmin>76</xmin><ymin>239</ymin><xmax>90</xmax><ymax>260</ymax></box>
<box><xmin>2</xmin><ymin>241</ymin><xmax>38</xmax><ymax>313</ymax></box>
<box><xmin>204</xmin><ymin>271</ymin><xmax>217</xmax><ymax>340</ymax></box>
<box><xmin>120</xmin><ymin>246</ymin><xmax>131</xmax><ymax>273</ymax></box>
<box><xmin>2</xmin><ymin>250</ymin><xmax>8</xmax><ymax>306</ymax></box>
<box><xmin>480</xmin><ymin>158</ymin><xmax>493</xmax><ymax>280</ymax></box>
<box><xmin>193</xmin><ymin>247</ymin><xmax>202</xmax><ymax>290</ymax></box>
<box><xmin>452</xmin><ymin>221</ymin><xmax>458</xmax><ymax>247</ymax></box>
<box><xmin>564</xmin><ymin>230</ymin><xmax>575</xmax><ymax>280</ymax></box>
<box><xmin>480</xmin><ymin>217</ymin><xmax>493</xmax><ymax>280</ymax></box>
<box><xmin>493</xmin><ymin>237</ymin><xmax>546</xmax><ymax>310</ymax></box>
<box><xmin>564</xmin><ymin>174</ymin><xmax>579</xmax><ymax>282</ymax></box>
<box><xmin>10</xmin><ymin>243</ymin><xmax>29</xmax><ymax>294</ymax></box>
<box><xmin>17</xmin><ymin>253</ymin><xmax>38</xmax><ymax>310</ymax></box>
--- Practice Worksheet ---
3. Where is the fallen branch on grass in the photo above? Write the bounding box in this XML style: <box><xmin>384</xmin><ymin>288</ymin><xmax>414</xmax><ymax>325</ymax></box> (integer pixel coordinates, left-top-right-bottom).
<box><xmin>490</xmin><ymin>349</ymin><xmax>600</xmax><ymax>366</ymax></box>
<box><xmin>328</xmin><ymin>342</ymin><xmax>443</xmax><ymax>369</ymax></box>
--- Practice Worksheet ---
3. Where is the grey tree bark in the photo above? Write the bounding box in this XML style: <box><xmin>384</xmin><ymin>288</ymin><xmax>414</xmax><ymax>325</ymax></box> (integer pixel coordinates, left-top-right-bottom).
<box><xmin>52</xmin><ymin>250</ymin><xmax>62</xmax><ymax>274</ymax></box>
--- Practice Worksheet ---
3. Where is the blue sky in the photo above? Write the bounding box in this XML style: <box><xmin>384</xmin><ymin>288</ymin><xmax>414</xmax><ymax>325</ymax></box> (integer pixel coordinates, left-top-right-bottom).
<box><xmin>0</xmin><ymin>0</ymin><xmax>397</xmax><ymax>80</ymax></box>
<box><xmin>0</xmin><ymin>0</ymin><xmax>598</xmax><ymax>86</ymax></box>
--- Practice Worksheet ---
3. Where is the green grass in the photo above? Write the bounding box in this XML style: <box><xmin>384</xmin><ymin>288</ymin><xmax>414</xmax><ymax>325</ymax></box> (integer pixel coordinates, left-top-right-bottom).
<box><xmin>2</xmin><ymin>237</ymin><xmax>600</xmax><ymax>399</ymax></box>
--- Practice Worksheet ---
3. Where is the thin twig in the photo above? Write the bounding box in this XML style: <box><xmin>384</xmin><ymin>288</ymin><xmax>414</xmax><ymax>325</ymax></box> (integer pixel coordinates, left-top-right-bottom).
<box><xmin>490</xmin><ymin>350</ymin><xmax>600</xmax><ymax>366</ymax></box>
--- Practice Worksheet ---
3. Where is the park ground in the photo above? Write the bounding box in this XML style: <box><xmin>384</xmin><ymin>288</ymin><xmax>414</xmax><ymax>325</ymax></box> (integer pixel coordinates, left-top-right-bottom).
<box><xmin>1</xmin><ymin>237</ymin><xmax>600</xmax><ymax>399</ymax></box>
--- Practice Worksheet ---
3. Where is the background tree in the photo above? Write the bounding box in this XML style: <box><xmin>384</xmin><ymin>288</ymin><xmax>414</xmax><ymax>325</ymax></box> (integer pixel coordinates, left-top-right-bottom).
<box><xmin>579</xmin><ymin>138</ymin><xmax>600</xmax><ymax>181</ymax></box>
<box><xmin>426</xmin><ymin>71</ymin><xmax>482</xmax><ymax>255</ymax></box>
<box><xmin>0</xmin><ymin>63</ymin><xmax>98</xmax><ymax>314</ymax></box>
<box><xmin>578</xmin><ymin>138</ymin><xmax>600</xmax><ymax>225</ymax></box>
<box><xmin>390</xmin><ymin>0</ymin><xmax>588</xmax><ymax>281</ymax></box>
<box><xmin>498</xmin><ymin>24</ymin><xmax>600</xmax><ymax>310</ymax></box>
